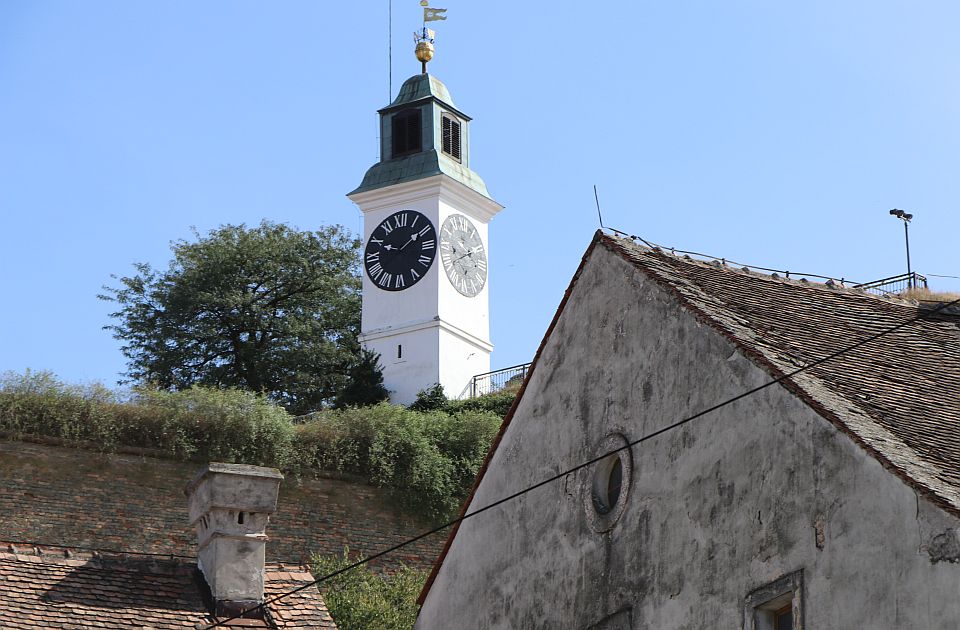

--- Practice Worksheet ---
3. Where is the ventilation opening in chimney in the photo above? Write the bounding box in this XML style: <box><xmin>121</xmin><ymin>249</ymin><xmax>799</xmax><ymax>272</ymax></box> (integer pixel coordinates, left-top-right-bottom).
<box><xmin>237</xmin><ymin>512</ymin><xmax>245</xmax><ymax>525</ymax></box>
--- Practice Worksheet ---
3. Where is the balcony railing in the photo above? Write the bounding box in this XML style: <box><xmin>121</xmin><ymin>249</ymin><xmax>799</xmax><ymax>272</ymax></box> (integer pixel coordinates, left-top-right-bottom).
<box><xmin>466</xmin><ymin>362</ymin><xmax>531</xmax><ymax>398</ymax></box>
<box><xmin>853</xmin><ymin>272</ymin><xmax>928</xmax><ymax>296</ymax></box>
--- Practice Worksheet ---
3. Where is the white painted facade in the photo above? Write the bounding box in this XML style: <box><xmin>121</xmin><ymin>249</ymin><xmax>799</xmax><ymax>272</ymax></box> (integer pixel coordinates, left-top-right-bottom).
<box><xmin>349</xmin><ymin>174</ymin><xmax>503</xmax><ymax>404</ymax></box>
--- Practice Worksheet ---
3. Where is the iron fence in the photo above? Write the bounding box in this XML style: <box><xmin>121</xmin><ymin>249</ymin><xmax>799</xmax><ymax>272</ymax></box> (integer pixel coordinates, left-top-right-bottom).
<box><xmin>467</xmin><ymin>362</ymin><xmax>531</xmax><ymax>398</ymax></box>
<box><xmin>853</xmin><ymin>272</ymin><xmax>928</xmax><ymax>296</ymax></box>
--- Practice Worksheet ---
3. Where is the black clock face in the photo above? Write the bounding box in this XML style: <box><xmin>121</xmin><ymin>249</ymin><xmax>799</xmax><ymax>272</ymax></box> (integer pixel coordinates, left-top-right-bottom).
<box><xmin>364</xmin><ymin>210</ymin><xmax>436</xmax><ymax>291</ymax></box>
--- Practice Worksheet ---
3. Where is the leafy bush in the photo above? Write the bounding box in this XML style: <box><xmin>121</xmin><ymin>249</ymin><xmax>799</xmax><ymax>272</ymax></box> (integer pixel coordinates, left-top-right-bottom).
<box><xmin>129</xmin><ymin>387</ymin><xmax>296</xmax><ymax>467</ymax></box>
<box><xmin>0</xmin><ymin>371</ymin><xmax>296</xmax><ymax>468</ymax></box>
<box><xmin>444</xmin><ymin>388</ymin><xmax>517</xmax><ymax>418</ymax></box>
<box><xmin>312</xmin><ymin>549</ymin><xmax>426</xmax><ymax>630</ymax></box>
<box><xmin>408</xmin><ymin>384</ymin><xmax>447</xmax><ymax>412</ymax></box>
<box><xmin>295</xmin><ymin>404</ymin><xmax>500</xmax><ymax>519</ymax></box>
<box><xmin>0</xmin><ymin>370</ymin><xmax>122</xmax><ymax>446</ymax></box>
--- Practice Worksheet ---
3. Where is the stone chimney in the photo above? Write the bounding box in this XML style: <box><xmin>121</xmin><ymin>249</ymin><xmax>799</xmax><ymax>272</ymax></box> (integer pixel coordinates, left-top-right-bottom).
<box><xmin>185</xmin><ymin>463</ymin><xmax>283</xmax><ymax>617</ymax></box>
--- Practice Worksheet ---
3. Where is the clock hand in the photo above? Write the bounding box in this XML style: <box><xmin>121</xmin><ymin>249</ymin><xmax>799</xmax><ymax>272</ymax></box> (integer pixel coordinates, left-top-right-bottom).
<box><xmin>398</xmin><ymin>233</ymin><xmax>419</xmax><ymax>251</ymax></box>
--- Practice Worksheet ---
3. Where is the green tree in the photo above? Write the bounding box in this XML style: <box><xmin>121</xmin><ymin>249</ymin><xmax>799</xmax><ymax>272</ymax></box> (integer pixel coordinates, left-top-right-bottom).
<box><xmin>312</xmin><ymin>549</ymin><xmax>426</xmax><ymax>630</ymax></box>
<box><xmin>101</xmin><ymin>221</ymin><xmax>360</xmax><ymax>414</ymax></box>
<box><xmin>334</xmin><ymin>349</ymin><xmax>390</xmax><ymax>409</ymax></box>
<box><xmin>408</xmin><ymin>383</ymin><xmax>447</xmax><ymax>412</ymax></box>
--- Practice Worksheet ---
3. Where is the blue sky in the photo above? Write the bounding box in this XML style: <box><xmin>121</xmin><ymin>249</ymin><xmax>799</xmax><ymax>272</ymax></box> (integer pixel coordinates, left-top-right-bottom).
<box><xmin>1</xmin><ymin>1</ymin><xmax>958</xmax><ymax>387</ymax></box>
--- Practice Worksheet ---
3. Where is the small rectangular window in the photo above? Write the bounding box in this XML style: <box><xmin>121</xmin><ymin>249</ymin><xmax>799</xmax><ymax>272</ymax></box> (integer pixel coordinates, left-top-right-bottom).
<box><xmin>441</xmin><ymin>114</ymin><xmax>461</xmax><ymax>162</ymax></box>
<box><xmin>397</xmin><ymin>344</ymin><xmax>402</xmax><ymax>359</ymax></box>
<box><xmin>744</xmin><ymin>570</ymin><xmax>803</xmax><ymax>630</ymax></box>
<box><xmin>392</xmin><ymin>109</ymin><xmax>422</xmax><ymax>157</ymax></box>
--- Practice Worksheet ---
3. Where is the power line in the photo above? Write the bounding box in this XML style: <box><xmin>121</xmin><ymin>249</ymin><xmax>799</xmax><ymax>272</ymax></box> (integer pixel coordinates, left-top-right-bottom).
<box><xmin>203</xmin><ymin>294</ymin><xmax>960</xmax><ymax>628</ymax></box>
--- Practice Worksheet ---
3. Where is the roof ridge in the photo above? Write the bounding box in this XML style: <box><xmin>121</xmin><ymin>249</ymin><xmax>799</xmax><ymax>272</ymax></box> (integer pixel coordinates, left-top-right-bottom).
<box><xmin>598</xmin><ymin>231</ymin><xmax>944</xmax><ymax>308</ymax></box>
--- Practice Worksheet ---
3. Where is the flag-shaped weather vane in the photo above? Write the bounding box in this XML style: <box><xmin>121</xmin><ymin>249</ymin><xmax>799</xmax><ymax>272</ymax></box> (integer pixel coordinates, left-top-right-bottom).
<box><xmin>415</xmin><ymin>0</ymin><xmax>447</xmax><ymax>73</ymax></box>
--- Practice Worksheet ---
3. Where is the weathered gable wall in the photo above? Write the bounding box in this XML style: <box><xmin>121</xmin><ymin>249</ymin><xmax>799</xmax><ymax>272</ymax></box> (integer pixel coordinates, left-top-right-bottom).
<box><xmin>417</xmin><ymin>244</ymin><xmax>960</xmax><ymax>629</ymax></box>
<box><xmin>0</xmin><ymin>441</ymin><xmax>443</xmax><ymax>570</ymax></box>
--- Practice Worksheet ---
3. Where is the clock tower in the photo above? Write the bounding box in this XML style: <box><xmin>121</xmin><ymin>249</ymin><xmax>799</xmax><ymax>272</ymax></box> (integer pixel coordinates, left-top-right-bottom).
<box><xmin>347</xmin><ymin>59</ymin><xmax>502</xmax><ymax>404</ymax></box>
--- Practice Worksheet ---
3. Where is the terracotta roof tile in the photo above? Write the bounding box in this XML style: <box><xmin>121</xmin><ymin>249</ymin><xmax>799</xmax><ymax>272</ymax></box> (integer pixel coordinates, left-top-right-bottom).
<box><xmin>0</xmin><ymin>545</ymin><xmax>336</xmax><ymax>629</ymax></box>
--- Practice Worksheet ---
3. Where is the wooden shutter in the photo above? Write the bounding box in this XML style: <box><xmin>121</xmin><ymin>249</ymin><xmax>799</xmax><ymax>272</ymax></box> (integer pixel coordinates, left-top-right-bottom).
<box><xmin>441</xmin><ymin>115</ymin><xmax>462</xmax><ymax>161</ymax></box>
<box><xmin>392</xmin><ymin>109</ymin><xmax>421</xmax><ymax>157</ymax></box>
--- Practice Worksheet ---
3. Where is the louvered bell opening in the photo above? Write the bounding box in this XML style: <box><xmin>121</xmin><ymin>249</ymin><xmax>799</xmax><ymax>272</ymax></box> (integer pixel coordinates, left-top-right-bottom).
<box><xmin>441</xmin><ymin>115</ymin><xmax>462</xmax><ymax>162</ymax></box>
<box><xmin>391</xmin><ymin>109</ymin><xmax>422</xmax><ymax>158</ymax></box>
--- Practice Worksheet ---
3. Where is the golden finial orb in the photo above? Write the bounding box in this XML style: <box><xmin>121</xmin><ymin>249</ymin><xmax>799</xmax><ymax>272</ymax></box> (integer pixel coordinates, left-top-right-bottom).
<box><xmin>415</xmin><ymin>40</ymin><xmax>435</xmax><ymax>64</ymax></box>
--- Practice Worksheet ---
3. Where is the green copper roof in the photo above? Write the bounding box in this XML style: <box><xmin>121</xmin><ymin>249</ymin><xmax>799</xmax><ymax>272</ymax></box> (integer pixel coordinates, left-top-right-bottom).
<box><xmin>349</xmin><ymin>150</ymin><xmax>491</xmax><ymax>198</ymax></box>
<box><xmin>389</xmin><ymin>73</ymin><xmax>456</xmax><ymax>109</ymax></box>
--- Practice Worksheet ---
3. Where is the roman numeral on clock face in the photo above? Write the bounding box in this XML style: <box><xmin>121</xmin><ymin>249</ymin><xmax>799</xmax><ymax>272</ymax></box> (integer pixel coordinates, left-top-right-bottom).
<box><xmin>363</xmin><ymin>210</ymin><xmax>437</xmax><ymax>292</ymax></box>
<box><xmin>439</xmin><ymin>213</ymin><xmax>487</xmax><ymax>298</ymax></box>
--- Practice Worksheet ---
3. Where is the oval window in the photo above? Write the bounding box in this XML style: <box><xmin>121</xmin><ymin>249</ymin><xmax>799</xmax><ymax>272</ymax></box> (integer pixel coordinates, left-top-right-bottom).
<box><xmin>584</xmin><ymin>433</ymin><xmax>632</xmax><ymax>532</ymax></box>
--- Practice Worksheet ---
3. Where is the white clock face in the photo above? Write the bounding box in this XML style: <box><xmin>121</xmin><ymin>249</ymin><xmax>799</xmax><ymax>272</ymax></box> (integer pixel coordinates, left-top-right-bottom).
<box><xmin>440</xmin><ymin>214</ymin><xmax>487</xmax><ymax>297</ymax></box>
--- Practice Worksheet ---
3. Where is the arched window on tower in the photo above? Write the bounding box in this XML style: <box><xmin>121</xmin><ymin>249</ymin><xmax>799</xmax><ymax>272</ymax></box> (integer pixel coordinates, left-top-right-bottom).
<box><xmin>392</xmin><ymin>109</ymin><xmax>422</xmax><ymax>157</ymax></box>
<box><xmin>441</xmin><ymin>113</ymin><xmax>462</xmax><ymax>162</ymax></box>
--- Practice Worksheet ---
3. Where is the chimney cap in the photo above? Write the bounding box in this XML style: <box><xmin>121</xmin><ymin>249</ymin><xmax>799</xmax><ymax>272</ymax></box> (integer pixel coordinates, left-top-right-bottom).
<box><xmin>184</xmin><ymin>463</ymin><xmax>283</xmax><ymax>497</ymax></box>
<box><xmin>185</xmin><ymin>463</ymin><xmax>283</xmax><ymax>526</ymax></box>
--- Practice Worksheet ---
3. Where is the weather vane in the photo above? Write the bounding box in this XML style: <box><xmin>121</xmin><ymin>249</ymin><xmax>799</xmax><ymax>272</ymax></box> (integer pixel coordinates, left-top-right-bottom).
<box><xmin>415</xmin><ymin>0</ymin><xmax>447</xmax><ymax>74</ymax></box>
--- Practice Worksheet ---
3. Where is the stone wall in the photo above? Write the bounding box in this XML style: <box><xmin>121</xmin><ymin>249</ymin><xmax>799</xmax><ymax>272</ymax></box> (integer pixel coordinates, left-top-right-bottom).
<box><xmin>0</xmin><ymin>440</ymin><xmax>444</xmax><ymax>571</ymax></box>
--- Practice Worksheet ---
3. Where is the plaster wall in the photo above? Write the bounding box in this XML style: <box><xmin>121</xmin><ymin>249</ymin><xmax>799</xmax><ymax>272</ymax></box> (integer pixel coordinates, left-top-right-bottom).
<box><xmin>416</xmin><ymin>245</ymin><xmax>960</xmax><ymax>629</ymax></box>
<box><xmin>364</xmin><ymin>324</ymin><xmax>440</xmax><ymax>405</ymax></box>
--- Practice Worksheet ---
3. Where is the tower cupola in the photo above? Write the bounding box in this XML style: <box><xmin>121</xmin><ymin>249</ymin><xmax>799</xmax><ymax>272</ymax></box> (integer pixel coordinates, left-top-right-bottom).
<box><xmin>349</xmin><ymin>73</ymin><xmax>492</xmax><ymax>200</ymax></box>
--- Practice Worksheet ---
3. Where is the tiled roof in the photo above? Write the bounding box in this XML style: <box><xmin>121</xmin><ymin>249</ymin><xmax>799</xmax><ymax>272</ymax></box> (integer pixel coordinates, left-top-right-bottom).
<box><xmin>264</xmin><ymin>569</ymin><xmax>337</xmax><ymax>629</ymax></box>
<box><xmin>602</xmin><ymin>233</ymin><xmax>960</xmax><ymax>514</ymax></box>
<box><xmin>420</xmin><ymin>229</ymin><xmax>960</xmax><ymax>603</ymax></box>
<box><xmin>0</xmin><ymin>543</ymin><xmax>336</xmax><ymax>629</ymax></box>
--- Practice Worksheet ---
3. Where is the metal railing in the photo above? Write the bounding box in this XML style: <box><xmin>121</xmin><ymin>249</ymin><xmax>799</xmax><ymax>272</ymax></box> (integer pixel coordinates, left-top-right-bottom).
<box><xmin>853</xmin><ymin>272</ymin><xmax>928</xmax><ymax>296</ymax></box>
<box><xmin>467</xmin><ymin>362</ymin><xmax>531</xmax><ymax>398</ymax></box>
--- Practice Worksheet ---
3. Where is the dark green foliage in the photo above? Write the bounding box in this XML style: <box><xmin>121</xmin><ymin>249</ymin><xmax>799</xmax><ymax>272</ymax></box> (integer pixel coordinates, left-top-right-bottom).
<box><xmin>407</xmin><ymin>383</ymin><xmax>447</xmax><ymax>412</ymax></box>
<box><xmin>334</xmin><ymin>349</ymin><xmax>389</xmax><ymax>409</ymax></box>
<box><xmin>408</xmin><ymin>384</ymin><xmax>518</xmax><ymax>419</ymax></box>
<box><xmin>312</xmin><ymin>549</ymin><xmax>426</xmax><ymax>630</ymax></box>
<box><xmin>100</xmin><ymin>221</ymin><xmax>361</xmax><ymax>414</ymax></box>
<box><xmin>296</xmin><ymin>403</ymin><xmax>501</xmax><ymax>519</ymax></box>
<box><xmin>444</xmin><ymin>389</ymin><xmax>517</xmax><ymax>418</ymax></box>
